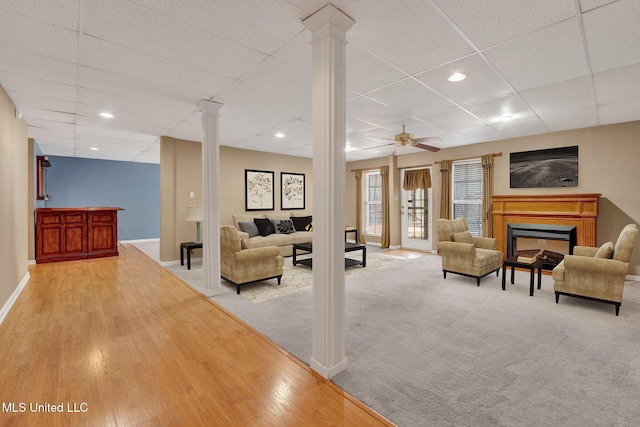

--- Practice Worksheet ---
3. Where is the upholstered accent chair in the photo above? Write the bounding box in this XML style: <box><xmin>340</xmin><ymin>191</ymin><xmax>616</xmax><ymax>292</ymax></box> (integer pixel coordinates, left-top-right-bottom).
<box><xmin>437</xmin><ymin>217</ymin><xmax>503</xmax><ymax>286</ymax></box>
<box><xmin>553</xmin><ymin>224</ymin><xmax>638</xmax><ymax>316</ymax></box>
<box><xmin>220</xmin><ymin>225</ymin><xmax>284</xmax><ymax>294</ymax></box>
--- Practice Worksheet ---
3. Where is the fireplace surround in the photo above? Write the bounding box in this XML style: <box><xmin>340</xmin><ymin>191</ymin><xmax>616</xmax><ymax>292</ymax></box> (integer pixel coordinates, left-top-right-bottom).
<box><xmin>492</xmin><ymin>194</ymin><xmax>600</xmax><ymax>267</ymax></box>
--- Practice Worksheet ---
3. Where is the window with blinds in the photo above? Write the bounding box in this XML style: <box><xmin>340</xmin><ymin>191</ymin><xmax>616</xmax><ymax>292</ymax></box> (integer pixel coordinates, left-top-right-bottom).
<box><xmin>365</xmin><ymin>171</ymin><xmax>382</xmax><ymax>235</ymax></box>
<box><xmin>452</xmin><ymin>160</ymin><xmax>483</xmax><ymax>236</ymax></box>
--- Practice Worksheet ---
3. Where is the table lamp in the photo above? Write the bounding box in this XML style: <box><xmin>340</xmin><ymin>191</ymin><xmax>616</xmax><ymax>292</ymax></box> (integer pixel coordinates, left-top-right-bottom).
<box><xmin>186</xmin><ymin>206</ymin><xmax>203</xmax><ymax>242</ymax></box>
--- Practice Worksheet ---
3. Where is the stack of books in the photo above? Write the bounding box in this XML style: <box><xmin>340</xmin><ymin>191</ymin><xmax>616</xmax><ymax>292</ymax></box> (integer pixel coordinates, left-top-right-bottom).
<box><xmin>517</xmin><ymin>250</ymin><xmax>542</xmax><ymax>263</ymax></box>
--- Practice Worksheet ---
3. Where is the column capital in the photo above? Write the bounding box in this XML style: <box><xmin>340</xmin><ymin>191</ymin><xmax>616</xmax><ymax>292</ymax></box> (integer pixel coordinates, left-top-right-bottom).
<box><xmin>198</xmin><ymin>100</ymin><xmax>223</xmax><ymax>115</ymax></box>
<box><xmin>302</xmin><ymin>4</ymin><xmax>354</xmax><ymax>38</ymax></box>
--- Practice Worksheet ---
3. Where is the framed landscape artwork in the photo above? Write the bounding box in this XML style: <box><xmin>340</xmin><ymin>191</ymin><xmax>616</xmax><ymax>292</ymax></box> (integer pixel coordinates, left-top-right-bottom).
<box><xmin>245</xmin><ymin>169</ymin><xmax>274</xmax><ymax>211</ymax></box>
<box><xmin>510</xmin><ymin>146</ymin><xmax>578</xmax><ymax>188</ymax></box>
<box><xmin>281</xmin><ymin>172</ymin><xmax>305</xmax><ymax>210</ymax></box>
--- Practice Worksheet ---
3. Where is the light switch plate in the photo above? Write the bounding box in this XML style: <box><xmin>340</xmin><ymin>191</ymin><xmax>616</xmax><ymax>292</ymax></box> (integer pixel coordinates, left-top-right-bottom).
<box><xmin>190</xmin><ymin>192</ymin><xmax>195</xmax><ymax>199</ymax></box>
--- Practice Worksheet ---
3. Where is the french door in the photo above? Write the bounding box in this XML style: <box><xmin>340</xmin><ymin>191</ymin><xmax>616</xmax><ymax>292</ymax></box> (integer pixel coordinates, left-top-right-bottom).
<box><xmin>400</xmin><ymin>168</ymin><xmax>432</xmax><ymax>251</ymax></box>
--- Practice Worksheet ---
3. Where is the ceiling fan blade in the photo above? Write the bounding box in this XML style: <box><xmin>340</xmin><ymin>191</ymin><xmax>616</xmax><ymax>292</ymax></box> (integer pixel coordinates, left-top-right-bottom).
<box><xmin>415</xmin><ymin>143</ymin><xmax>441</xmax><ymax>152</ymax></box>
<box><xmin>413</xmin><ymin>136</ymin><xmax>441</xmax><ymax>143</ymax></box>
<box><xmin>392</xmin><ymin>145</ymin><xmax>405</xmax><ymax>156</ymax></box>
<box><xmin>362</xmin><ymin>142</ymin><xmax>395</xmax><ymax>150</ymax></box>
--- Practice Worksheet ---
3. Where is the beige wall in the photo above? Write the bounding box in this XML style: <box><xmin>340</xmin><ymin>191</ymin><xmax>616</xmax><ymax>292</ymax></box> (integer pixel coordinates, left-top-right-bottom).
<box><xmin>346</xmin><ymin>121</ymin><xmax>640</xmax><ymax>275</ymax></box>
<box><xmin>0</xmin><ymin>85</ymin><xmax>29</xmax><ymax>312</ymax></box>
<box><xmin>159</xmin><ymin>138</ymin><xmax>313</xmax><ymax>261</ymax></box>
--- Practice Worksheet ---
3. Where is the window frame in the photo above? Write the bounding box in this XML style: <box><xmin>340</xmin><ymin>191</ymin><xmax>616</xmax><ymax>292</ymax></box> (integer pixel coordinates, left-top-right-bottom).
<box><xmin>451</xmin><ymin>159</ymin><xmax>483</xmax><ymax>237</ymax></box>
<box><xmin>364</xmin><ymin>170</ymin><xmax>382</xmax><ymax>236</ymax></box>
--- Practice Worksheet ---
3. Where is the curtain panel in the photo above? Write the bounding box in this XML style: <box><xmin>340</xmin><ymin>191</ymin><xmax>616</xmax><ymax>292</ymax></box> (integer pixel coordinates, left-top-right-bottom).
<box><xmin>439</xmin><ymin>160</ymin><xmax>452</xmax><ymax>219</ymax></box>
<box><xmin>403</xmin><ymin>168</ymin><xmax>431</xmax><ymax>190</ymax></box>
<box><xmin>380</xmin><ymin>166</ymin><xmax>390</xmax><ymax>248</ymax></box>
<box><xmin>482</xmin><ymin>154</ymin><xmax>494</xmax><ymax>237</ymax></box>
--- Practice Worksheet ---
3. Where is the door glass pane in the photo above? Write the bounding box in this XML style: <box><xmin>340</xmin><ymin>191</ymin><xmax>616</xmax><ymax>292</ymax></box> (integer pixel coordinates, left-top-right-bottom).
<box><xmin>406</xmin><ymin>188</ymin><xmax>428</xmax><ymax>240</ymax></box>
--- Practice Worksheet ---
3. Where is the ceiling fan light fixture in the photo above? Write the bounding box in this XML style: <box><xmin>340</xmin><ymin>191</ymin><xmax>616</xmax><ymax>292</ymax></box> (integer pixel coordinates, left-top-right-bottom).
<box><xmin>448</xmin><ymin>73</ymin><xmax>466</xmax><ymax>82</ymax></box>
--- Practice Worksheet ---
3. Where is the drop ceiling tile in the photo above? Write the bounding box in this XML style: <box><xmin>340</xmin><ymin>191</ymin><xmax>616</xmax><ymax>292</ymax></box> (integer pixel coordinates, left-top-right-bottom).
<box><xmin>84</xmin><ymin>0</ymin><xmax>267</xmax><ymax>79</ymax></box>
<box><xmin>133</xmin><ymin>0</ymin><xmax>306</xmax><ymax>56</ymax></box>
<box><xmin>77</xmin><ymin>105</ymin><xmax>180</xmax><ymax>132</ymax></box>
<box><xmin>7</xmin><ymin>91</ymin><xmax>76</xmax><ymax>114</ymax></box>
<box><xmin>464</xmin><ymin>94</ymin><xmax>536</xmax><ymax>125</ymax></box>
<box><xmin>520</xmin><ymin>76</ymin><xmax>594</xmax><ymax>117</ymax></box>
<box><xmin>578</xmin><ymin>0</ymin><xmax>617</xmax><ymax>12</ymax></box>
<box><xmin>78</xmin><ymin>89</ymin><xmax>195</xmax><ymax>122</ymax></box>
<box><xmin>346</xmin><ymin>96</ymin><xmax>406</xmax><ymax>127</ymax></box>
<box><xmin>0</xmin><ymin>0</ymin><xmax>79</xmax><ymax>30</ymax></box>
<box><xmin>387</xmin><ymin>118</ymin><xmax>446</xmax><ymax>139</ymax></box>
<box><xmin>82</xmin><ymin>37</ymin><xmax>235</xmax><ymax>97</ymax></box>
<box><xmin>540</xmin><ymin>107</ymin><xmax>599</xmax><ymax>132</ymax></box>
<box><xmin>491</xmin><ymin>116</ymin><xmax>549</xmax><ymax>138</ymax></box>
<box><xmin>75</xmin><ymin>123</ymin><xmax>158</xmax><ymax>143</ymax></box>
<box><xmin>433</xmin><ymin>0</ymin><xmax>576</xmax><ymax>49</ymax></box>
<box><xmin>583</xmin><ymin>0</ymin><xmax>640</xmax><ymax>73</ymax></box>
<box><xmin>80</xmin><ymin>68</ymin><xmax>208</xmax><ymax>111</ymax></box>
<box><xmin>598</xmin><ymin>98</ymin><xmax>640</xmax><ymax>125</ymax></box>
<box><xmin>19</xmin><ymin>107</ymin><xmax>75</xmax><ymax>124</ymax></box>
<box><xmin>217</xmin><ymin>81</ymin><xmax>310</xmax><ymax>119</ymax></box>
<box><xmin>26</xmin><ymin>118</ymin><xmax>75</xmax><ymax>132</ymax></box>
<box><xmin>340</xmin><ymin>0</ymin><xmax>474</xmax><ymax>74</ymax></box>
<box><xmin>484</xmin><ymin>18</ymin><xmax>588</xmax><ymax>91</ymax></box>
<box><xmin>345</xmin><ymin>43</ymin><xmax>406</xmax><ymax>94</ymax></box>
<box><xmin>0</xmin><ymin>8</ymin><xmax>78</xmax><ymax>62</ymax></box>
<box><xmin>28</xmin><ymin>127</ymin><xmax>75</xmax><ymax>140</ymax></box>
<box><xmin>366</xmin><ymin>78</ymin><xmax>456</xmax><ymax>118</ymax></box>
<box><xmin>454</xmin><ymin>126</ymin><xmax>503</xmax><ymax>144</ymax></box>
<box><xmin>419</xmin><ymin>108</ymin><xmax>487</xmax><ymax>133</ymax></box>
<box><xmin>416</xmin><ymin>53</ymin><xmax>513</xmax><ymax>106</ymax></box>
<box><xmin>0</xmin><ymin>46</ymin><xmax>78</xmax><ymax>86</ymax></box>
<box><xmin>594</xmin><ymin>63</ymin><xmax>640</xmax><ymax>106</ymax></box>
<box><xmin>346</xmin><ymin>118</ymin><xmax>381</xmax><ymax>133</ymax></box>
<box><xmin>272</xmin><ymin>31</ymin><xmax>311</xmax><ymax>72</ymax></box>
<box><xmin>241</xmin><ymin>58</ymin><xmax>311</xmax><ymax>101</ymax></box>
<box><xmin>34</xmin><ymin>144</ymin><xmax>75</xmax><ymax>157</ymax></box>
<box><xmin>0</xmin><ymin>72</ymin><xmax>77</xmax><ymax>101</ymax></box>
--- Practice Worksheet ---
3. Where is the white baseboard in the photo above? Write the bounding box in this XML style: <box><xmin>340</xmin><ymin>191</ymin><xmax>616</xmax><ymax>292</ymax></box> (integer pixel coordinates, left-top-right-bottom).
<box><xmin>389</xmin><ymin>245</ymin><xmax>401</xmax><ymax>250</ymax></box>
<box><xmin>120</xmin><ymin>238</ymin><xmax>159</xmax><ymax>244</ymax></box>
<box><xmin>627</xmin><ymin>274</ymin><xmax>640</xmax><ymax>282</ymax></box>
<box><xmin>159</xmin><ymin>260</ymin><xmax>180</xmax><ymax>267</ymax></box>
<box><xmin>0</xmin><ymin>271</ymin><xmax>30</xmax><ymax>326</ymax></box>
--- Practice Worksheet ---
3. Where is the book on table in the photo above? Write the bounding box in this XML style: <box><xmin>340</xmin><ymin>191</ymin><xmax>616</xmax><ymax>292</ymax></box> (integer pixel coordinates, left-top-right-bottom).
<box><xmin>516</xmin><ymin>250</ymin><xmax>542</xmax><ymax>263</ymax></box>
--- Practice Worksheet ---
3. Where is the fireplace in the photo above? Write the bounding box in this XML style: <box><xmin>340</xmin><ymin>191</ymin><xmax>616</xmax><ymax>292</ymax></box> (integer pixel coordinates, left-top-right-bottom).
<box><xmin>507</xmin><ymin>223</ymin><xmax>577</xmax><ymax>270</ymax></box>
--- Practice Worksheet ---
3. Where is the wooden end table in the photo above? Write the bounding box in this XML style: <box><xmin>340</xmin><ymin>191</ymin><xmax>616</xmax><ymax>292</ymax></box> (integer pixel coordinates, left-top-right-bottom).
<box><xmin>501</xmin><ymin>256</ymin><xmax>543</xmax><ymax>297</ymax></box>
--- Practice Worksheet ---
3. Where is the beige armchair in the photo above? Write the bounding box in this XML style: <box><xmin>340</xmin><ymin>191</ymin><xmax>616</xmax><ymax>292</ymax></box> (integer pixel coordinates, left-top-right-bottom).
<box><xmin>553</xmin><ymin>224</ymin><xmax>638</xmax><ymax>316</ymax></box>
<box><xmin>437</xmin><ymin>218</ymin><xmax>503</xmax><ymax>286</ymax></box>
<box><xmin>220</xmin><ymin>225</ymin><xmax>284</xmax><ymax>295</ymax></box>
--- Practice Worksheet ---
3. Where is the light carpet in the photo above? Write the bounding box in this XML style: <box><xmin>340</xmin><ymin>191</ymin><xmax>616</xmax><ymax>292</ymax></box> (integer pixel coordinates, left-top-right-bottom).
<box><xmin>139</xmin><ymin>243</ymin><xmax>640</xmax><ymax>426</ymax></box>
<box><xmin>166</xmin><ymin>252</ymin><xmax>405</xmax><ymax>303</ymax></box>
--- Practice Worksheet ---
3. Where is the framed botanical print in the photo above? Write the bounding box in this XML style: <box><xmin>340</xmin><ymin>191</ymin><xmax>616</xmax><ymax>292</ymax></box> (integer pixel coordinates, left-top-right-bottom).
<box><xmin>245</xmin><ymin>169</ymin><xmax>274</xmax><ymax>211</ymax></box>
<box><xmin>281</xmin><ymin>172</ymin><xmax>305</xmax><ymax>210</ymax></box>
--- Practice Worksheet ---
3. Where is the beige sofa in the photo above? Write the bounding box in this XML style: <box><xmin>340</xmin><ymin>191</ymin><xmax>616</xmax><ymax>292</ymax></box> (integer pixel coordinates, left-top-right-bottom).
<box><xmin>231</xmin><ymin>212</ymin><xmax>312</xmax><ymax>257</ymax></box>
<box><xmin>553</xmin><ymin>223</ymin><xmax>638</xmax><ymax>316</ymax></box>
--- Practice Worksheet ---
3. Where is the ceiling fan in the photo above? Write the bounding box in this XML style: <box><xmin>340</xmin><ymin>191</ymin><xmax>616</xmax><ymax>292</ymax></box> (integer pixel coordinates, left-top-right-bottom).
<box><xmin>366</xmin><ymin>125</ymin><xmax>441</xmax><ymax>155</ymax></box>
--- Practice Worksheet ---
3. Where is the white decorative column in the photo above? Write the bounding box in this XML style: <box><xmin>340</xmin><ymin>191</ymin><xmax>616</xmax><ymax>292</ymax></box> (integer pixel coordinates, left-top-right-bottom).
<box><xmin>303</xmin><ymin>4</ymin><xmax>354</xmax><ymax>380</ymax></box>
<box><xmin>198</xmin><ymin>100</ymin><xmax>224</xmax><ymax>297</ymax></box>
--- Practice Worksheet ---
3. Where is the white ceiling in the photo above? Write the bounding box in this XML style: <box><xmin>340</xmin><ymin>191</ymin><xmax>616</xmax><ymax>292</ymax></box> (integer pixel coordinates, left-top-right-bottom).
<box><xmin>1</xmin><ymin>0</ymin><xmax>639</xmax><ymax>163</ymax></box>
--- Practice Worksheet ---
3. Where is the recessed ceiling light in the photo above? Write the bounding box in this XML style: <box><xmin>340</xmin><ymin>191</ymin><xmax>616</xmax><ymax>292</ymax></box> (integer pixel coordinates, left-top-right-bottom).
<box><xmin>448</xmin><ymin>73</ymin><xmax>466</xmax><ymax>82</ymax></box>
<box><xmin>499</xmin><ymin>115</ymin><xmax>514</xmax><ymax>122</ymax></box>
<box><xmin>99</xmin><ymin>112</ymin><xmax>114</xmax><ymax>118</ymax></box>
<box><xmin>275</xmin><ymin>132</ymin><xmax>285</xmax><ymax>138</ymax></box>
<box><xmin>90</xmin><ymin>147</ymin><xmax>99</xmax><ymax>151</ymax></box>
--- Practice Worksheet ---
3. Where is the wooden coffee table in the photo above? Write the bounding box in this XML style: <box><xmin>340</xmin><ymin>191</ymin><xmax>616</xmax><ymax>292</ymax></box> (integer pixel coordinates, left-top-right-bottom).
<box><xmin>502</xmin><ymin>256</ymin><xmax>543</xmax><ymax>296</ymax></box>
<box><xmin>292</xmin><ymin>242</ymin><xmax>366</xmax><ymax>268</ymax></box>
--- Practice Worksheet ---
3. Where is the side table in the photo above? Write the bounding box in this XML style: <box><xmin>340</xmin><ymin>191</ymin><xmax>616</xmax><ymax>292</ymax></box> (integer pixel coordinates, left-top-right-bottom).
<box><xmin>502</xmin><ymin>256</ymin><xmax>543</xmax><ymax>297</ymax></box>
<box><xmin>180</xmin><ymin>241</ymin><xmax>203</xmax><ymax>270</ymax></box>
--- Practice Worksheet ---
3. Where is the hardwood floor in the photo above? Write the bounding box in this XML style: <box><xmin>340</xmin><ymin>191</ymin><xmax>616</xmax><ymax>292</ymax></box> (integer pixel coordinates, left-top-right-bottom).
<box><xmin>0</xmin><ymin>246</ymin><xmax>394</xmax><ymax>426</ymax></box>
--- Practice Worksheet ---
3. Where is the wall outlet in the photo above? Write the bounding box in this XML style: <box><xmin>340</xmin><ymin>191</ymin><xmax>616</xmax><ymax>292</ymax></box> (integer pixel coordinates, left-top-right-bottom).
<box><xmin>189</xmin><ymin>192</ymin><xmax>195</xmax><ymax>199</ymax></box>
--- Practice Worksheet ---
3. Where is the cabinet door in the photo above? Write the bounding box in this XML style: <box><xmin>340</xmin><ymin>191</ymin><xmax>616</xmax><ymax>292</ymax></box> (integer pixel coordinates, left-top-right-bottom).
<box><xmin>88</xmin><ymin>210</ymin><xmax>119</xmax><ymax>258</ymax></box>
<box><xmin>36</xmin><ymin>210</ymin><xmax>87</xmax><ymax>263</ymax></box>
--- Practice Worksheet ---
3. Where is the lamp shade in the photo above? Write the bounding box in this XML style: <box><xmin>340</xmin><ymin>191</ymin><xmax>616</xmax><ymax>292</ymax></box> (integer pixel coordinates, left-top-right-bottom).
<box><xmin>185</xmin><ymin>206</ymin><xmax>203</xmax><ymax>222</ymax></box>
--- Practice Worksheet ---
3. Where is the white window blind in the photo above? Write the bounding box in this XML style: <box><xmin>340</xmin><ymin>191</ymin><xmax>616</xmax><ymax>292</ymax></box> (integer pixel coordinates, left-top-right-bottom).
<box><xmin>452</xmin><ymin>160</ymin><xmax>483</xmax><ymax>236</ymax></box>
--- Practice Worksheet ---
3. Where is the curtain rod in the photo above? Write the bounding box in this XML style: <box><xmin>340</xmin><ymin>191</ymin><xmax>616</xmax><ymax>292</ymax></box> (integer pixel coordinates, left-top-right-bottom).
<box><xmin>434</xmin><ymin>152</ymin><xmax>502</xmax><ymax>164</ymax></box>
<box><xmin>350</xmin><ymin>164</ymin><xmax>433</xmax><ymax>173</ymax></box>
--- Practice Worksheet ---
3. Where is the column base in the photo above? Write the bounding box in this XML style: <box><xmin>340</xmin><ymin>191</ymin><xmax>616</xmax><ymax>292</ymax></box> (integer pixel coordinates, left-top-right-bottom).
<box><xmin>310</xmin><ymin>356</ymin><xmax>348</xmax><ymax>380</ymax></box>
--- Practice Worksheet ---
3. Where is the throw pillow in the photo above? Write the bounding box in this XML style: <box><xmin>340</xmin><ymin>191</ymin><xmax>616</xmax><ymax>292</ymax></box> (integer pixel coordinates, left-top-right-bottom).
<box><xmin>453</xmin><ymin>231</ymin><xmax>474</xmax><ymax>244</ymax></box>
<box><xmin>254</xmin><ymin>218</ymin><xmax>275</xmax><ymax>237</ymax></box>
<box><xmin>305</xmin><ymin>222</ymin><xmax>313</xmax><ymax>232</ymax></box>
<box><xmin>272</xmin><ymin>219</ymin><xmax>295</xmax><ymax>234</ymax></box>
<box><xmin>594</xmin><ymin>241</ymin><xmax>614</xmax><ymax>259</ymax></box>
<box><xmin>292</xmin><ymin>215</ymin><xmax>312</xmax><ymax>231</ymax></box>
<box><xmin>238</xmin><ymin>221</ymin><xmax>259</xmax><ymax>238</ymax></box>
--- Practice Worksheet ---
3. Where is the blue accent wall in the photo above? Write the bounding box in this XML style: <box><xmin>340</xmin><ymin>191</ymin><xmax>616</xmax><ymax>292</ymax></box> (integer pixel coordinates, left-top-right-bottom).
<box><xmin>43</xmin><ymin>156</ymin><xmax>159</xmax><ymax>240</ymax></box>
